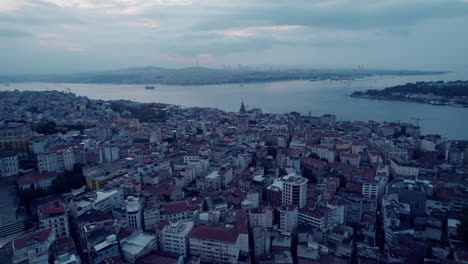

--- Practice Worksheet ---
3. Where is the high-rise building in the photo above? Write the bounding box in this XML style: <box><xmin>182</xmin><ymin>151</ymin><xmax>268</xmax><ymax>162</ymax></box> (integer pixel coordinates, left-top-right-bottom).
<box><xmin>161</xmin><ymin>220</ymin><xmax>194</xmax><ymax>257</ymax></box>
<box><xmin>38</xmin><ymin>200</ymin><xmax>70</xmax><ymax>239</ymax></box>
<box><xmin>126</xmin><ymin>196</ymin><xmax>142</xmax><ymax>229</ymax></box>
<box><xmin>281</xmin><ymin>174</ymin><xmax>308</xmax><ymax>208</ymax></box>
<box><xmin>0</xmin><ymin>150</ymin><xmax>18</xmax><ymax>177</ymax></box>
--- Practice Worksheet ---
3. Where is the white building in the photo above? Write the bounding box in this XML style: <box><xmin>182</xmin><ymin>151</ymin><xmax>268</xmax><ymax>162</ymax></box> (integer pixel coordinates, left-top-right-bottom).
<box><xmin>126</xmin><ymin>196</ymin><xmax>142</xmax><ymax>229</ymax></box>
<box><xmin>390</xmin><ymin>157</ymin><xmax>419</xmax><ymax>177</ymax></box>
<box><xmin>70</xmin><ymin>189</ymin><xmax>123</xmax><ymax>217</ymax></box>
<box><xmin>277</xmin><ymin>205</ymin><xmax>298</xmax><ymax>234</ymax></box>
<box><xmin>0</xmin><ymin>150</ymin><xmax>19</xmax><ymax>177</ymax></box>
<box><xmin>12</xmin><ymin>228</ymin><xmax>55</xmax><ymax>264</ymax></box>
<box><xmin>120</xmin><ymin>232</ymin><xmax>156</xmax><ymax>264</ymax></box>
<box><xmin>281</xmin><ymin>174</ymin><xmax>308</xmax><ymax>208</ymax></box>
<box><xmin>38</xmin><ymin>200</ymin><xmax>70</xmax><ymax>239</ymax></box>
<box><xmin>248</xmin><ymin>208</ymin><xmax>273</xmax><ymax>229</ymax></box>
<box><xmin>92</xmin><ymin>234</ymin><xmax>120</xmax><ymax>264</ymax></box>
<box><xmin>307</xmin><ymin>145</ymin><xmax>335</xmax><ymax>163</ymax></box>
<box><xmin>161</xmin><ymin>220</ymin><xmax>194</xmax><ymax>257</ymax></box>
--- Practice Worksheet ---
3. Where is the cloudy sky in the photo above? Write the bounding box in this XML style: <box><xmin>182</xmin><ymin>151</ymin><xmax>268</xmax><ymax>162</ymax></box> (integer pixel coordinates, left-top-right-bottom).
<box><xmin>1</xmin><ymin>0</ymin><xmax>468</xmax><ymax>74</ymax></box>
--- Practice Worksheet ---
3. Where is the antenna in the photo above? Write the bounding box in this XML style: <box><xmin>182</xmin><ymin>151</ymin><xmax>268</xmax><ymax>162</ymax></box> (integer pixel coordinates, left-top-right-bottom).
<box><xmin>196</xmin><ymin>56</ymin><xmax>199</xmax><ymax>68</ymax></box>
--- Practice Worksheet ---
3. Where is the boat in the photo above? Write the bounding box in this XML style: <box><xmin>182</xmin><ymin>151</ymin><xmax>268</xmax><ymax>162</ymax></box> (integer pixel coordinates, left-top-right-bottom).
<box><xmin>145</xmin><ymin>86</ymin><xmax>155</xmax><ymax>90</ymax></box>
<box><xmin>4</xmin><ymin>83</ymin><xmax>10</xmax><ymax>86</ymax></box>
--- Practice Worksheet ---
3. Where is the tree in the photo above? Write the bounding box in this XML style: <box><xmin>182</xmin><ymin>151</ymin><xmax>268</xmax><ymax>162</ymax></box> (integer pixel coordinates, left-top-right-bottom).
<box><xmin>458</xmin><ymin>206</ymin><xmax>468</xmax><ymax>245</ymax></box>
<box><xmin>308</xmin><ymin>153</ymin><xmax>319</xmax><ymax>159</ymax></box>
<box><xmin>267</xmin><ymin>147</ymin><xmax>277</xmax><ymax>158</ymax></box>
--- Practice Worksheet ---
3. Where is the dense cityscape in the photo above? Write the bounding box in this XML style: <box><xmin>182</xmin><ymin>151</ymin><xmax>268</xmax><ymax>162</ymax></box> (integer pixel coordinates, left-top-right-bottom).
<box><xmin>0</xmin><ymin>90</ymin><xmax>466</xmax><ymax>264</ymax></box>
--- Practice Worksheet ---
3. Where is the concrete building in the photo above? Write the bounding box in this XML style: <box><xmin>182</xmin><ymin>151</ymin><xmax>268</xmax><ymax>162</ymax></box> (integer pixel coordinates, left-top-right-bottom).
<box><xmin>390</xmin><ymin>157</ymin><xmax>419</xmax><ymax>177</ymax></box>
<box><xmin>387</xmin><ymin>179</ymin><xmax>432</xmax><ymax>217</ymax></box>
<box><xmin>12</xmin><ymin>228</ymin><xmax>55</xmax><ymax>264</ymax></box>
<box><xmin>38</xmin><ymin>200</ymin><xmax>70</xmax><ymax>239</ymax></box>
<box><xmin>277</xmin><ymin>205</ymin><xmax>298</xmax><ymax>234</ymax></box>
<box><xmin>0</xmin><ymin>150</ymin><xmax>18</xmax><ymax>177</ymax></box>
<box><xmin>0</xmin><ymin>123</ymin><xmax>32</xmax><ymax>157</ymax></box>
<box><xmin>121</xmin><ymin>232</ymin><xmax>157</xmax><ymax>264</ymax></box>
<box><xmin>126</xmin><ymin>196</ymin><xmax>143</xmax><ymax>229</ymax></box>
<box><xmin>83</xmin><ymin>159</ymin><xmax>133</xmax><ymax>190</ymax></box>
<box><xmin>92</xmin><ymin>234</ymin><xmax>120</xmax><ymax>264</ymax></box>
<box><xmin>161</xmin><ymin>220</ymin><xmax>194</xmax><ymax>257</ymax></box>
<box><xmin>281</xmin><ymin>174</ymin><xmax>308</xmax><ymax>208</ymax></box>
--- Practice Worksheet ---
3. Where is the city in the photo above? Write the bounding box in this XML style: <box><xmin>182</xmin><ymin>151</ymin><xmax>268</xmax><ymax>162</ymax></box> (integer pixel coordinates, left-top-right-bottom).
<box><xmin>0</xmin><ymin>90</ymin><xmax>466</xmax><ymax>264</ymax></box>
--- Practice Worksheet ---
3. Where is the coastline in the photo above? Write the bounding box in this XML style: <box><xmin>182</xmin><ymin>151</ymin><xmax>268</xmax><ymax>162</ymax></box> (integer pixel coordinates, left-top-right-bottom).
<box><xmin>350</xmin><ymin>94</ymin><xmax>468</xmax><ymax>108</ymax></box>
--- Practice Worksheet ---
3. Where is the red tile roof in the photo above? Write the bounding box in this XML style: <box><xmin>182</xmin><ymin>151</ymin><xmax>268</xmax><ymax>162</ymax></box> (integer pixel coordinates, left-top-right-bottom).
<box><xmin>39</xmin><ymin>199</ymin><xmax>65</xmax><ymax>216</ymax></box>
<box><xmin>16</xmin><ymin>172</ymin><xmax>57</xmax><ymax>186</ymax></box>
<box><xmin>13</xmin><ymin>228</ymin><xmax>52</xmax><ymax>250</ymax></box>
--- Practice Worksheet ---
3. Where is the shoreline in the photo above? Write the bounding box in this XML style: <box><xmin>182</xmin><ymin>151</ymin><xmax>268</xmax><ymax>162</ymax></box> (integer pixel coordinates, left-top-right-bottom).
<box><xmin>350</xmin><ymin>94</ymin><xmax>468</xmax><ymax>108</ymax></box>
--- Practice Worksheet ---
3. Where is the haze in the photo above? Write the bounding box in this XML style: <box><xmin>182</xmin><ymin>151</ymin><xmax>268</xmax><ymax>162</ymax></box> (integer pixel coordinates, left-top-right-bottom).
<box><xmin>1</xmin><ymin>0</ymin><xmax>468</xmax><ymax>75</ymax></box>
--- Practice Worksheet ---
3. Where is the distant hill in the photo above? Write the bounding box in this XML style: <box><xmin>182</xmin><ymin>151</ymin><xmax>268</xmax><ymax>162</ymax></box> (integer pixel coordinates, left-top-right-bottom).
<box><xmin>0</xmin><ymin>66</ymin><xmax>447</xmax><ymax>85</ymax></box>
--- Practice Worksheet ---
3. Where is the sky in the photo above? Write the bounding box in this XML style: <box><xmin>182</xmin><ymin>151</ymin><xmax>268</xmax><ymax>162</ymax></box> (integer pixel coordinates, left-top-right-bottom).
<box><xmin>1</xmin><ymin>0</ymin><xmax>468</xmax><ymax>74</ymax></box>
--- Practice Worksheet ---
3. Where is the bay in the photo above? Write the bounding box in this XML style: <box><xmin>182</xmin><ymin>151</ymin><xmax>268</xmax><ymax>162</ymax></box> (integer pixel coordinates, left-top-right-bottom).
<box><xmin>3</xmin><ymin>70</ymin><xmax>468</xmax><ymax>139</ymax></box>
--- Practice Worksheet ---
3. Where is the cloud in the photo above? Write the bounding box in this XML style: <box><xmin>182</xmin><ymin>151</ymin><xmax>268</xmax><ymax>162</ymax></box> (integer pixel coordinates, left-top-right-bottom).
<box><xmin>36</xmin><ymin>33</ymin><xmax>85</xmax><ymax>51</ymax></box>
<box><xmin>192</xmin><ymin>0</ymin><xmax>468</xmax><ymax>31</ymax></box>
<box><xmin>0</xmin><ymin>28</ymin><xmax>32</xmax><ymax>38</ymax></box>
<box><xmin>125</xmin><ymin>19</ymin><xmax>159</xmax><ymax>28</ymax></box>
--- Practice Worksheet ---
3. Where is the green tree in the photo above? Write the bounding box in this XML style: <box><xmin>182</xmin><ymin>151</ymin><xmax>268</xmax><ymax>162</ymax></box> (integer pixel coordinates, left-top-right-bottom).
<box><xmin>308</xmin><ymin>153</ymin><xmax>319</xmax><ymax>159</ymax></box>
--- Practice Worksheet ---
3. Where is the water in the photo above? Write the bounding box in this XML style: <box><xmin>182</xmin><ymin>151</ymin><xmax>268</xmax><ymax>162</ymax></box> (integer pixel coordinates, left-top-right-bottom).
<box><xmin>2</xmin><ymin>71</ymin><xmax>468</xmax><ymax>139</ymax></box>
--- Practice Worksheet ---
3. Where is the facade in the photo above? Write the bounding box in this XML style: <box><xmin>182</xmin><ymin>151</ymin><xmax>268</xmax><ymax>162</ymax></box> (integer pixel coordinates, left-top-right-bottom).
<box><xmin>92</xmin><ymin>234</ymin><xmax>120</xmax><ymax>264</ymax></box>
<box><xmin>126</xmin><ymin>196</ymin><xmax>142</xmax><ymax>229</ymax></box>
<box><xmin>16</xmin><ymin>172</ymin><xmax>58</xmax><ymax>191</ymax></box>
<box><xmin>38</xmin><ymin>200</ymin><xmax>70</xmax><ymax>239</ymax></box>
<box><xmin>277</xmin><ymin>205</ymin><xmax>298</xmax><ymax>234</ymax></box>
<box><xmin>0</xmin><ymin>150</ymin><xmax>19</xmax><ymax>177</ymax></box>
<box><xmin>161</xmin><ymin>220</ymin><xmax>194</xmax><ymax>257</ymax></box>
<box><xmin>0</xmin><ymin>123</ymin><xmax>32</xmax><ymax>157</ymax></box>
<box><xmin>281</xmin><ymin>174</ymin><xmax>308</xmax><ymax>208</ymax></box>
<box><xmin>189</xmin><ymin>225</ymin><xmax>242</xmax><ymax>264</ymax></box>
<box><xmin>12</xmin><ymin>228</ymin><xmax>55</xmax><ymax>264</ymax></box>
<box><xmin>390</xmin><ymin>157</ymin><xmax>419</xmax><ymax>177</ymax></box>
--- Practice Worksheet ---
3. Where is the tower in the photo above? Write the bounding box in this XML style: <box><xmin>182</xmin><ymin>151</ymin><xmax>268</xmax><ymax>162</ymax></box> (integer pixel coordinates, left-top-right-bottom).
<box><xmin>237</xmin><ymin>100</ymin><xmax>249</xmax><ymax>132</ymax></box>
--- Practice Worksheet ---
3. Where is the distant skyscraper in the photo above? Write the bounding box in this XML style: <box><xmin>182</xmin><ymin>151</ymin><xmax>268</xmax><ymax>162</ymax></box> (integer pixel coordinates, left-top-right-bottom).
<box><xmin>237</xmin><ymin>100</ymin><xmax>249</xmax><ymax>132</ymax></box>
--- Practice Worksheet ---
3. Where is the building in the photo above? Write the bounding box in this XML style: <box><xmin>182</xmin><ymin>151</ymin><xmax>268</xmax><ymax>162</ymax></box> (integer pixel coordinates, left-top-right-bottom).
<box><xmin>92</xmin><ymin>234</ymin><xmax>120</xmax><ymax>264</ymax></box>
<box><xmin>0</xmin><ymin>150</ymin><xmax>18</xmax><ymax>177</ymax></box>
<box><xmin>37</xmin><ymin>147</ymin><xmax>76</xmax><ymax>173</ymax></box>
<box><xmin>189</xmin><ymin>211</ymin><xmax>249</xmax><ymax>264</ymax></box>
<box><xmin>277</xmin><ymin>205</ymin><xmax>298</xmax><ymax>234</ymax></box>
<box><xmin>161</xmin><ymin>220</ymin><xmax>194</xmax><ymax>257</ymax></box>
<box><xmin>126</xmin><ymin>196</ymin><xmax>142</xmax><ymax>229</ymax></box>
<box><xmin>387</xmin><ymin>179</ymin><xmax>432</xmax><ymax>217</ymax></box>
<box><xmin>237</xmin><ymin>101</ymin><xmax>249</xmax><ymax>133</ymax></box>
<box><xmin>38</xmin><ymin>200</ymin><xmax>70</xmax><ymax>239</ymax></box>
<box><xmin>120</xmin><ymin>232</ymin><xmax>157</xmax><ymax>264</ymax></box>
<box><xmin>0</xmin><ymin>123</ymin><xmax>32</xmax><ymax>157</ymax></box>
<box><xmin>83</xmin><ymin>159</ymin><xmax>133</xmax><ymax>190</ymax></box>
<box><xmin>248</xmin><ymin>208</ymin><xmax>273</xmax><ymax>228</ymax></box>
<box><xmin>252</xmin><ymin>227</ymin><xmax>271</xmax><ymax>258</ymax></box>
<box><xmin>390</xmin><ymin>157</ymin><xmax>419</xmax><ymax>177</ymax></box>
<box><xmin>16</xmin><ymin>172</ymin><xmax>58</xmax><ymax>191</ymax></box>
<box><xmin>12</xmin><ymin>228</ymin><xmax>55</xmax><ymax>264</ymax></box>
<box><xmin>281</xmin><ymin>174</ymin><xmax>308</xmax><ymax>208</ymax></box>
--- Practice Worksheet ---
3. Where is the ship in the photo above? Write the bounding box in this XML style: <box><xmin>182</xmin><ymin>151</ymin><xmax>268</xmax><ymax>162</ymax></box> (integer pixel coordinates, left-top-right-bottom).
<box><xmin>145</xmin><ymin>86</ymin><xmax>155</xmax><ymax>90</ymax></box>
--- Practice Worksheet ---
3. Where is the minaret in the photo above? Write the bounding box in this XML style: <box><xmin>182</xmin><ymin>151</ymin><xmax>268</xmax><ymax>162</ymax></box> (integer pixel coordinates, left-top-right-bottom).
<box><xmin>237</xmin><ymin>100</ymin><xmax>249</xmax><ymax>132</ymax></box>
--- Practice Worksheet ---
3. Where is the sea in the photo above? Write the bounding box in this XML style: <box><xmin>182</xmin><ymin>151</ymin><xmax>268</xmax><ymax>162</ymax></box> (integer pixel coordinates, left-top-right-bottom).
<box><xmin>3</xmin><ymin>70</ymin><xmax>468</xmax><ymax>139</ymax></box>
